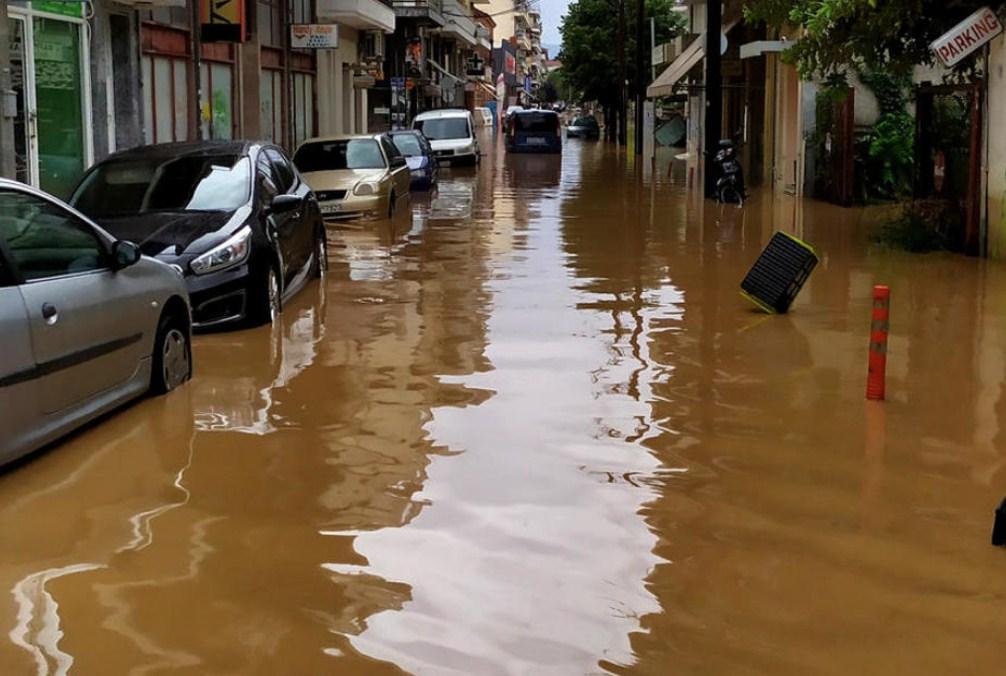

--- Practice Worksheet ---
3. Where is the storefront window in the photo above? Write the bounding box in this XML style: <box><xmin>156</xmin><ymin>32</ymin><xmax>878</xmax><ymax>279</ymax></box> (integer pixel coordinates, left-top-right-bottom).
<box><xmin>33</xmin><ymin>17</ymin><xmax>85</xmax><ymax>198</ymax></box>
<box><xmin>291</xmin><ymin>72</ymin><xmax>315</xmax><ymax>148</ymax></box>
<box><xmin>257</xmin><ymin>0</ymin><xmax>282</xmax><ymax>47</ymax></box>
<box><xmin>260</xmin><ymin>69</ymin><xmax>283</xmax><ymax>143</ymax></box>
<box><xmin>142</xmin><ymin>54</ymin><xmax>189</xmax><ymax>145</ymax></box>
<box><xmin>200</xmin><ymin>62</ymin><xmax>233</xmax><ymax>140</ymax></box>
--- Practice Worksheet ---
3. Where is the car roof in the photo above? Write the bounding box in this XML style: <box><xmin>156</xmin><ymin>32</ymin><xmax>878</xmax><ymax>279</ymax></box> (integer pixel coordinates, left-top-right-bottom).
<box><xmin>514</xmin><ymin>109</ymin><xmax>559</xmax><ymax>117</ymax></box>
<box><xmin>414</xmin><ymin>109</ymin><xmax>471</xmax><ymax>120</ymax></box>
<box><xmin>298</xmin><ymin>133</ymin><xmax>383</xmax><ymax>145</ymax></box>
<box><xmin>388</xmin><ymin>129</ymin><xmax>423</xmax><ymax>136</ymax></box>
<box><xmin>101</xmin><ymin>140</ymin><xmax>255</xmax><ymax>164</ymax></box>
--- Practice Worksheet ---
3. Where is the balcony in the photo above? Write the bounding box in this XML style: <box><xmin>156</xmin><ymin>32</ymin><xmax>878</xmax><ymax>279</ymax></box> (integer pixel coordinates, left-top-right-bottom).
<box><xmin>435</xmin><ymin>0</ymin><xmax>477</xmax><ymax>46</ymax></box>
<box><xmin>476</xmin><ymin>24</ymin><xmax>492</xmax><ymax>52</ymax></box>
<box><xmin>393</xmin><ymin>0</ymin><xmax>445</xmax><ymax>26</ymax></box>
<box><xmin>318</xmin><ymin>0</ymin><xmax>396</xmax><ymax>32</ymax></box>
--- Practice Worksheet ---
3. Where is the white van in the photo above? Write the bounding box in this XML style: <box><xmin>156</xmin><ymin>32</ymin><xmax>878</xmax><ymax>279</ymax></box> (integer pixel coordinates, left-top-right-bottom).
<box><xmin>412</xmin><ymin>109</ymin><xmax>479</xmax><ymax>165</ymax></box>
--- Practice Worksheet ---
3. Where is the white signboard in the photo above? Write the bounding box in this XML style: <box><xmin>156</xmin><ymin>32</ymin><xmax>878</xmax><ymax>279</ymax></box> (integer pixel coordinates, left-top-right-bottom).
<box><xmin>290</xmin><ymin>24</ymin><xmax>338</xmax><ymax>49</ymax></box>
<box><xmin>931</xmin><ymin>7</ymin><xmax>1002</xmax><ymax>68</ymax></box>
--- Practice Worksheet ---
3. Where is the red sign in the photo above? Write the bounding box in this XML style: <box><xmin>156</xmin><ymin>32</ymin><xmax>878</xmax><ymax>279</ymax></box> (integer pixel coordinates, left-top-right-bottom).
<box><xmin>931</xmin><ymin>6</ymin><xmax>1002</xmax><ymax>68</ymax></box>
<box><xmin>201</xmin><ymin>0</ymin><xmax>245</xmax><ymax>42</ymax></box>
<box><xmin>934</xmin><ymin>151</ymin><xmax>946</xmax><ymax>193</ymax></box>
<box><xmin>505</xmin><ymin>52</ymin><xmax>516</xmax><ymax>76</ymax></box>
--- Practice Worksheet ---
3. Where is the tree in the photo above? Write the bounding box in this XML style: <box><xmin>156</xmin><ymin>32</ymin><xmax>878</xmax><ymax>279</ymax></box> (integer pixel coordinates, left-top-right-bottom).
<box><xmin>559</xmin><ymin>0</ymin><xmax>686</xmax><ymax>119</ymax></box>
<box><xmin>744</xmin><ymin>0</ymin><xmax>1005</xmax><ymax>78</ymax></box>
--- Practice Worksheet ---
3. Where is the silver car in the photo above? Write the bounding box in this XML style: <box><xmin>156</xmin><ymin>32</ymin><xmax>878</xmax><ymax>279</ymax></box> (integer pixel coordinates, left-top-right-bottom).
<box><xmin>0</xmin><ymin>179</ymin><xmax>193</xmax><ymax>465</ymax></box>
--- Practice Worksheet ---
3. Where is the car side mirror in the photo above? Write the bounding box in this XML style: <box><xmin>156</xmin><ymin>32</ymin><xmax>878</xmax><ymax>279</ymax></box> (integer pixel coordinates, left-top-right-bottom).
<box><xmin>112</xmin><ymin>240</ymin><xmax>141</xmax><ymax>270</ymax></box>
<box><xmin>269</xmin><ymin>193</ymin><xmax>303</xmax><ymax>215</ymax></box>
<box><xmin>391</xmin><ymin>156</ymin><xmax>407</xmax><ymax>168</ymax></box>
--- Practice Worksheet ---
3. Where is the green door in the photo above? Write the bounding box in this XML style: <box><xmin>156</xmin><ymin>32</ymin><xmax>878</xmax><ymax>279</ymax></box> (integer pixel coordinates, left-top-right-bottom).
<box><xmin>33</xmin><ymin>17</ymin><xmax>85</xmax><ymax>198</ymax></box>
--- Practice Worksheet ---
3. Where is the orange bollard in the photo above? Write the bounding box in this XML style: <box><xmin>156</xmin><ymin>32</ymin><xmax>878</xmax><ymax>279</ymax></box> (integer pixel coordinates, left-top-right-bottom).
<box><xmin>866</xmin><ymin>285</ymin><xmax>890</xmax><ymax>401</ymax></box>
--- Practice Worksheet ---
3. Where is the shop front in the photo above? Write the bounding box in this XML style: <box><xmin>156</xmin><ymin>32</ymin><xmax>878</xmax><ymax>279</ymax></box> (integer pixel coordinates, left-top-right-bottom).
<box><xmin>8</xmin><ymin>1</ymin><xmax>92</xmax><ymax>198</ymax></box>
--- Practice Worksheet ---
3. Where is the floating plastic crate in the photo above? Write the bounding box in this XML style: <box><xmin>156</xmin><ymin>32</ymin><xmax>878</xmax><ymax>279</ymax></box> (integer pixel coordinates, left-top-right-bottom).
<box><xmin>740</xmin><ymin>232</ymin><xmax>819</xmax><ymax>314</ymax></box>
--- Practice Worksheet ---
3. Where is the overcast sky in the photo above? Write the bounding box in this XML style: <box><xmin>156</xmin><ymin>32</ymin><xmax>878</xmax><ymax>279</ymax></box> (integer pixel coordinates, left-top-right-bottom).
<box><xmin>536</xmin><ymin>0</ymin><xmax>568</xmax><ymax>50</ymax></box>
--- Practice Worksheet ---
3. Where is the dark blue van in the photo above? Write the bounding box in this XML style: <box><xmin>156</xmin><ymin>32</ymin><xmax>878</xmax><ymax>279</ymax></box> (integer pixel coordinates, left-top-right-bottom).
<box><xmin>505</xmin><ymin>110</ymin><xmax>562</xmax><ymax>154</ymax></box>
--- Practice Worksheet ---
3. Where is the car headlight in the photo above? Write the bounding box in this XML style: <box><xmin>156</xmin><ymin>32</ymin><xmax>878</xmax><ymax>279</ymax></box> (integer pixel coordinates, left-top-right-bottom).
<box><xmin>190</xmin><ymin>226</ymin><xmax>251</xmax><ymax>275</ymax></box>
<box><xmin>353</xmin><ymin>182</ymin><xmax>378</xmax><ymax>196</ymax></box>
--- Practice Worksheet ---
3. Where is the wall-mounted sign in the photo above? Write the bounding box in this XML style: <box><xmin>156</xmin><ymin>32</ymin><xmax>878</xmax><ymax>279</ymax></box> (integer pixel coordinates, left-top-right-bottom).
<box><xmin>291</xmin><ymin>24</ymin><xmax>339</xmax><ymax>49</ymax></box>
<box><xmin>931</xmin><ymin>6</ymin><xmax>1002</xmax><ymax>68</ymax></box>
<box><xmin>505</xmin><ymin>52</ymin><xmax>516</xmax><ymax>76</ymax></box>
<box><xmin>201</xmin><ymin>0</ymin><xmax>245</xmax><ymax>43</ymax></box>
<box><xmin>466</xmin><ymin>55</ymin><xmax>485</xmax><ymax>76</ymax></box>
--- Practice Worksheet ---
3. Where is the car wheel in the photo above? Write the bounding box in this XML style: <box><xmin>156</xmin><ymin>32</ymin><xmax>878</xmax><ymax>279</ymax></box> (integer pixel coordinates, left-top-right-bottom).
<box><xmin>251</xmin><ymin>264</ymin><xmax>282</xmax><ymax>326</ymax></box>
<box><xmin>150</xmin><ymin>313</ymin><xmax>191</xmax><ymax>395</ymax></box>
<box><xmin>311</xmin><ymin>229</ymin><xmax>328</xmax><ymax>279</ymax></box>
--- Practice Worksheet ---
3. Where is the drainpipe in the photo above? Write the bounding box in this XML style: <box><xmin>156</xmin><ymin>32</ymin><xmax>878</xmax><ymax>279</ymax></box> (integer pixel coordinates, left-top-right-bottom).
<box><xmin>0</xmin><ymin>0</ymin><xmax>16</xmax><ymax>179</ymax></box>
<box><xmin>704</xmin><ymin>0</ymin><xmax>722</xmax><ymax>198</ymax></box>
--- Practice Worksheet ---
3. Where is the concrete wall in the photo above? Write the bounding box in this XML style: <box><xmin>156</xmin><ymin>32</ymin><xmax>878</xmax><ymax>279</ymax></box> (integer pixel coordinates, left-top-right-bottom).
<box><xmin>986</xmin><ymin>34</ymin><xmax>1006</xmax><ymax>257</ymax></box>
<box><xmin>317</xmin><ymin>27</ymin><xmax>364</xmax><ymax>136</ymax></box>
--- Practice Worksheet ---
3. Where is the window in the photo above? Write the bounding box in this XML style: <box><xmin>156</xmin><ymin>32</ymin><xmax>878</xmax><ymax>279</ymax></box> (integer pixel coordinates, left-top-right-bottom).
<box><xmin>391</xmin><ymin>134</ymin><xmax>424</xmax><ymax>157</ymax></box>
<box><xmin>266</xmin><ymin>149</ymin><xmax>295</xmax><ymax>193</ymax></box>
<box><xmin>71</xmin><ymin>155</ymin><xmax>252</xmax><ymax>219</ymax></box>
<box><xmin>257</xmin><ymin>154</ymin><xmax>279</xmax><ymax>202</ymax></box>
<box><xmin>515</xmin><ymin>112</ymin><xmax>559</xmax><ymax>133</ymax></box>
<box><xmin>292</xmin><ymin>0</ymin><xmax>312</xmax><ymax>25</ymax></box>
<box><xmin>381</xmin><ymin>137</ymin><xmax>402</xmax><ymax>162</ymax></box>
<box><xmin>201</xmin><ymin>62</ymin><xmax>234</xmax><ymax>140</ymax></box>
<box><xmin>142</xmin><ymin>54</ymin><xmax>189</xmax><ymax>145</ymax></box>
<box><xmin>260</xmin><ymin>69</ymin><xmax>283</xmax><ymax>144</ymax></box>
<box><xmin>257</xmin><ymin>0</ymin><xmax>282</xmax><ymax>47</ymax></box>
<box><xmin>414</xmin><ymin>117</ymin><xmax>470</xmax><ymax>140</ymax></box>
<box><xmin>291</xmin><ymin>72</ymin><xmax>315</xmax><ymax>148</ymax></box>
<box><xmin>293</xmin><ymin>140</ymin><xmax>386</xmax><ymax>172</ymax></box>
<box><xmin>0</xmin><ymin>190</ymin><xmax>107</xmax><ymax>281</ymax></box>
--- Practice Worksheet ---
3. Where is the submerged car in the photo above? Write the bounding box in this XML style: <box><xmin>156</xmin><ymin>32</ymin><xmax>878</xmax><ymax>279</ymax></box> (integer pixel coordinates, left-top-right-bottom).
<box><xmin>70</xmin><ymin>141</ymin><xmax>326</xmax><ymax>330</ymax></box>
<box><xmin>389</xmin><ymin>130</ymin><xmax>439</xmax><ymax>190</ymax></box>
<box><xmin>1</xmin><ymin>179</ymin><xmax>192</xmax><ymax>465</ymax></box>
<box><xmin>566</xmin><ymin>115</ymin><xmax>601</xmax><ymax>139</ymax></box>
<box><xmin>294</xmin><ymin>134</ymin><xmax>411</xmax><ymax>219</ymax></box>
<box><xmin>412</xmin><ymin>109</ymin><xmax>480</xmax><ymax>165</ymax></box>
<box><xmin>506</xmin><ymin>110</ymin><xmax>563</xmax><ymax>154</ymax></box>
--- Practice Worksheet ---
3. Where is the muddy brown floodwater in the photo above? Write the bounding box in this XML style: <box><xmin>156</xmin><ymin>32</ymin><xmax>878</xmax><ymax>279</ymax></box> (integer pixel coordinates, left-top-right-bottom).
<box><xmin>3</xmin><ymin>133</ymin><xmax>1006</xmax><ymax>675</ymax></box>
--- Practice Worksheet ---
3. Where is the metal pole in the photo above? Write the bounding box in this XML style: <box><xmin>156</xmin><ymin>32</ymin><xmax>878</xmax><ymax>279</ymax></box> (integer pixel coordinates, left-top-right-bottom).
<box><xmin>616</xmin><ymin>0</ymin><xmax>626</xmax><ymax>146</ymax></box>
<box><xmin>650</xmin><ymin>17</ymin><xmax>656</xmax><ymax>81</ymax></box>
<box><xmin>704</xmin><ymin>0</ymin><xmax>722</xmax><ymax>198</ymax></box>
<box><xmin>633</xmin><ymin>0</ymin><xmax>644</xmax><ymax>156</ymax></box>
<box><xmin>190</xmin><ymin>0</ymin><xmax>203</xmax><ymax>140</ymax></box>
<box><xmin>0</xmin><ymin>0</ymin><xmax>16</xmax><ymax>179</ymax></box>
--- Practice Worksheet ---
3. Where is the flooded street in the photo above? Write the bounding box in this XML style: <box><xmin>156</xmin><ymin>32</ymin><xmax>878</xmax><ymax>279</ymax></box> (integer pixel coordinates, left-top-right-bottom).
<box><xmin>4</xmin><ymin>133</ymin><xmax>1006</xmax><ymax>674</ymax></box>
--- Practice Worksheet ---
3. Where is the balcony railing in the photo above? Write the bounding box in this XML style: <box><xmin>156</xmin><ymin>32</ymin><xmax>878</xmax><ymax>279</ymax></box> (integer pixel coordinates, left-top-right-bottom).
<box><xmin>393</xmin><ymin>0</ymin><xmax>445</xmax><ymax>24</ymax></box>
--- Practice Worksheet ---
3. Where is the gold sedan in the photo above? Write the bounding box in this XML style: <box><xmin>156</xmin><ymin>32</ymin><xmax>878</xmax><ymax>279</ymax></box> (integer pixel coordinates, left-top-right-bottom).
<box><xmin>293</xmin><ymin>134</ymin><xmax>411</xmax><ymax>220</ymax></box>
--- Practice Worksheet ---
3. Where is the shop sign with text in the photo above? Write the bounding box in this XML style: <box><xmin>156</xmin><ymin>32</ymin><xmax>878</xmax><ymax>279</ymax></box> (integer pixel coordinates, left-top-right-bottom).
<box><xmin>291</xmin><ymin>24</ymin><xmax>339</xmax><ymax>49</ymax></box>
<box><xmin>201</xmin><ymin>0</ymin><xmax>245</xmax><ymax>42</ymax></box>
<box><xmin>931</xmin><ymin>7</ymin><xmax>1002</xmax><ymax>68</ymax></box>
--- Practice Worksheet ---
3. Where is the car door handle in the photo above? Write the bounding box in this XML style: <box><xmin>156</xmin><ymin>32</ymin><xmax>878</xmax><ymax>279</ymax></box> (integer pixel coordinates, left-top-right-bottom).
<box><xmin>41</xmin><ymin>302</ymin><xmax>58</xmax><ymax>324</ymax></box>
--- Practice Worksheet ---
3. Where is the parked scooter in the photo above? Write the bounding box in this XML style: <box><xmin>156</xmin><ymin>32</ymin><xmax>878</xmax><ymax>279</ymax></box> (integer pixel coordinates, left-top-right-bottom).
<box><xmin>713</xmin><ymin>138</ymin><xmax>746</xmax><ymax>206</ymax></box>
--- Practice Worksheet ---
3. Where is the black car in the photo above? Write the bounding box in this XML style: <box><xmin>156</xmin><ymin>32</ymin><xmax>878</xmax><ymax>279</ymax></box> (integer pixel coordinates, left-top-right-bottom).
<box><xmin>70</xmin><ymin>141</ymin><xmax>326</xmax><ymax>329</ymax></box>
<box><xmin>388</xmin><ymin>130</ymin><xmax>439</xmax><ymax>190</ymax></box>
<box><xmin>566</xmin><ymin>115</ymin><xmax>601</xmax><ymax>139</ymax></box>
<box><xmin>506</xmin><ymin>110</ymin><xmax>563</xmax><ymax>154</ymax></box>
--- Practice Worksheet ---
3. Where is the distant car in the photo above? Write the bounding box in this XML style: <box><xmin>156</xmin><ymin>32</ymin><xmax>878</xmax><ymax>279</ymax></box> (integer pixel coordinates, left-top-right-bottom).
<box><xmin>413</xmin><ymin>109</ymin><xmax>480</xmax><ymax>165</ymax></box>
<box><xmin>566</xmin><ymin>115</ymin><xmax>600</xmax><ymax>139</ymax></box>
<box><xmin>294</xmin><ymin>134</ymin><xmax>411</xmax><ymax>219</ymax></box>
<box><xmin>389</xmin><ymin>130</ymin><xmax>439</xmax><ymax>190</ymax></box>
<box><xmin>1</xmin><ymin>179</ymin><xmax>192</xmax><ymax>465</ymax></box>
<box><xmin>474</xmin><ymin>107</ymin><xmax>494</xmax><ymax>127</ymax></box>
<box><xmin>506</xmin><ymin>110</ymin><xmax>562</xmax><ymax>154</ymax></box>
<box><xmin>503</xmin><ymin>105</ymin><xmax>525</xmax><ymax>133</ymax></box>
<box><xmin>71</xmin><ymin>141</ymin><xmax>326</xmax><ymax>330</ymax></box>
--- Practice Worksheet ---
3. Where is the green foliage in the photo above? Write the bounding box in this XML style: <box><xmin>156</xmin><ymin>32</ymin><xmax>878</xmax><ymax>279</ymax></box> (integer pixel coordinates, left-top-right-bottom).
<box><xmin>873</xmin><ymin>199</ymin><xmax>958</xmax><ymax>252</ymax></box>
<box><xmin>744</xmin><ymin>0</ymin><xmax>1003</xmax><ymax>78</ymax></box>
<box><xmin>559</xmin><ymin>0</ymin><xmax>686</xmax><ymax>107</ymax></box>
<box><xmin>859</xmin><ymin>69</ymin><xmax>914</xmax><ymax>198</ymax></box>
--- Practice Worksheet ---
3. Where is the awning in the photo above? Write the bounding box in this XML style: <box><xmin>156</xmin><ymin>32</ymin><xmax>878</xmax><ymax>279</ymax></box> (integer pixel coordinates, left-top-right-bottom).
<box><xmin>739</xmin><ymin>40</ymin><xmax>791</xmax><ymax>60</ymax></box>
<box><xmin>477</xmin><ymin>81</ymin><xmax>496</xmax><ymax>97</ymax></box>
<box><xmin>646</xmin><ymin>19</ymin><xmax>740</xmax><ymax>98</ymax></box>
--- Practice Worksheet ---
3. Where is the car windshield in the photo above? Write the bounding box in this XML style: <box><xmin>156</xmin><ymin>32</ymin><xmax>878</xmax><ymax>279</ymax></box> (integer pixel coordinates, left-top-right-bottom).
<box><xmin>71</xmin><ymin>155</ymin><xmax>251</xmax><ymax>218</ymax></box>
<box><xmin>515</xmin><ymin>113</ymin><xmax>559</xmax><ymax>133</ymax></box>
<box><xmin>392</xmin><ymin>134</ymin><xmax>425</xmax><ymax>157</ymax></box>
<box><xmin>574</xmin><ymin>116</ymin><xmax>596</xmax><ymax>127</ymax></box>
<box><xmin>415</xmin><ymin>118</ymin><xmax>469</xmax><ymax>140</ymax></box>
<box><xmin>294</xmin><ymin>139</ymin><xmax>386</xmax><ymax>172</ymax></box>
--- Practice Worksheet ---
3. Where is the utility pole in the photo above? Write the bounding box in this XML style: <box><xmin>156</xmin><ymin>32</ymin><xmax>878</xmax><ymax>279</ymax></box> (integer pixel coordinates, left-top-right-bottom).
<box><xmin>704</xmin><ymin>0</ymin><xmax>722</xmax><ymax>198</ymax></box>
<box><xmin>616</xmin><ymin>0</ymin><xmax>626</xmax><ymax>146</ymax></box>
<box><xmin>190</xmin><ymin>0</ymin><xmax>203</xmax><ymax>140</ymax></box>
<box><xmin>0</xmin><ymin>0</ymin><xmax>15</xmax><ymax>179</ymax></box>
<box><xmin>633</xmin><ymin>0</ymin><xmax>644</xmax><ymax>158</ymax></box>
